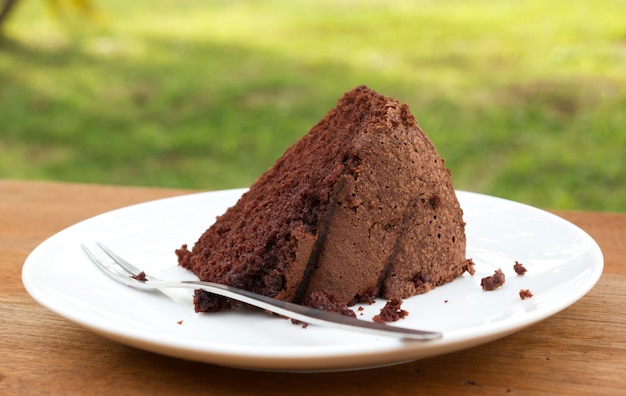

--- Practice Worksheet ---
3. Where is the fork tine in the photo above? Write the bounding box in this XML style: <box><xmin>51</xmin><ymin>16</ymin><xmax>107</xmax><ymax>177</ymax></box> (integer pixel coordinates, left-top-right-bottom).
<box><xmin>81</xmin><ymin>244</ymin><xmax>142</xmax><ymax>287</ymax></box>
<box><xmin>96</xmin><ymin>242</ymin><xmax>147</xmax><ymax>278</ymax></box>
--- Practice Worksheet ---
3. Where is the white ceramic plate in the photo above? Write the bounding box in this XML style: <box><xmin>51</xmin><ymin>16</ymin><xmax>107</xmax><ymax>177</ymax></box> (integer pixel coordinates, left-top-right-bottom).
<box><xmin>22</xmin><ymin>189</ymin><xmax>603</xmax><ymax>372</ymax></box>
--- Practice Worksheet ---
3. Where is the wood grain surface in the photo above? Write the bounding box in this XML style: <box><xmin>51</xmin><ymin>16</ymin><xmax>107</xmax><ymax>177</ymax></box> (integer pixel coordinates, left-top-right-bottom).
<box><xmin>1</xmin><ymin>180</ymin><xmax>625</xmax><ymax>395</ymax></box>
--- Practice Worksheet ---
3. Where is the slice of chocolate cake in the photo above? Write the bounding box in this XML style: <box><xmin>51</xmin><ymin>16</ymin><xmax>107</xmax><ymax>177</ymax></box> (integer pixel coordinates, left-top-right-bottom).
<box><xmin>176</xmin><ymin>85</ymin><xmax>471</xmax><ymax>313</ymax></box>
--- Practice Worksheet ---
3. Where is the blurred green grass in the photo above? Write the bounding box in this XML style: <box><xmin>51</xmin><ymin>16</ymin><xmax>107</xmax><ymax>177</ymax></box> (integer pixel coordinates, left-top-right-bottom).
<box><xmin>1</xmin><ymin>0</ymin><xmax>625</xmax><ymax>211</ymax></box>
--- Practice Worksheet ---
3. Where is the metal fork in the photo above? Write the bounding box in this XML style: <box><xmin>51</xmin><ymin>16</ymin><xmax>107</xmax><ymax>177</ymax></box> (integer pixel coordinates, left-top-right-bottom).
<box><xmin>81</xmin><ymin>242</ymin><xmax>442</xmax><ymax>341</ymax></box>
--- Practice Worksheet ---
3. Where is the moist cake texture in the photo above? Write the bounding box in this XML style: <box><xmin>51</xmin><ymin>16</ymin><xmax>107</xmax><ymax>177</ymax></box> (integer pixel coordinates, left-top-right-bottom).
<box><xmin>176</xmin><ymin>85</ymin><xmax>472</xmax><ymax>313</ymax></box>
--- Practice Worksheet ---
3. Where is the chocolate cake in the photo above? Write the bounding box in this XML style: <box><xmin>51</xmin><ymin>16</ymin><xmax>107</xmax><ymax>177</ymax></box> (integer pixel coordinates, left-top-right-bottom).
<box><xmin>176</xmin><ymin>85</ymin><xmax>472</xmax><ymax>313</ymax></box>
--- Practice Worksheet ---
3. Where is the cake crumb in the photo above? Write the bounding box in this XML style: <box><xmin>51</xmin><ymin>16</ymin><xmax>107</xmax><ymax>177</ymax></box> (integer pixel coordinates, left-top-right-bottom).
<box><xmin>481</xmin><ymin>268</ymin><xmax>505</xmax><ymax>291</ymax></box>
<box><xmin>290</xmin><ymin>317</ymin><xmax>311</xmax><ymax>328</ymax></box>
<box><xmin>513</xmin><ymin>261</ymin><xmax>527</xmax><ymax>275</ymax></box>
<box><xmin>463</xmin><ymin>258</ymin><xmax>476</xmax><ymax>275</ymax></box>
<box><xmin>372</xmin><ymin>299</ymin><xmax>408</xmax><ymax>323</ymax></box>
<box><xmin>519</xmin><ymin>289</ymin><xmax>533</xmax><ymax>299</ymax></box>
<box><xmin>131</xmin><ymin>271</ymin><xmax>147</xmax><ymax>281</ymax></box>
<box><xmin>177</xmin><ymin>320</ymin><xmax>183</xmax><ymax>325</ymax></box>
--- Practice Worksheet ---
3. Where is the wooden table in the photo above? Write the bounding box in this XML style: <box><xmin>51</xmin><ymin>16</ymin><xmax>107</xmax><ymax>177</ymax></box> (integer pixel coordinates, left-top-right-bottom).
<box><xmin>1</xmin><ymin>179</ymin><xmax>625</xmax><ymax>395</ymax></box>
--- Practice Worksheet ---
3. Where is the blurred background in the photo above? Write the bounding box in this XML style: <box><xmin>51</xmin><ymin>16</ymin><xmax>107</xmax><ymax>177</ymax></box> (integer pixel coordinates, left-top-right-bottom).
<box><xmin>1</xmin><ymin>0</ymin><xmax>624</xmax><ymax>212</ymax></box>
